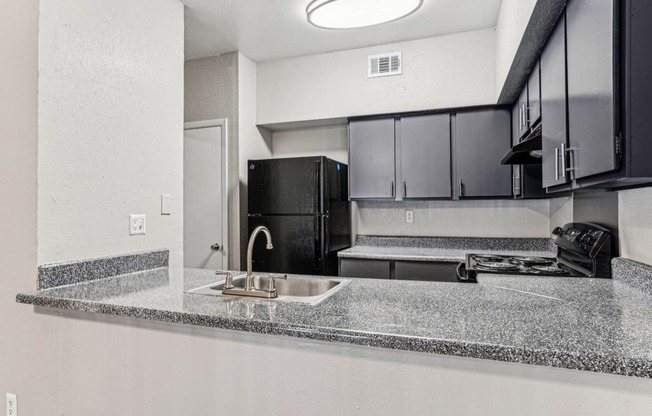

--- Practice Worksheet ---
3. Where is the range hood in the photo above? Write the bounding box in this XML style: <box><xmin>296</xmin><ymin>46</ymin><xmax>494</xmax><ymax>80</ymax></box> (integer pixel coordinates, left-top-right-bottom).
<box><xmin>501</xmin><ymin>124</ymin><xmax>543</xmax><ymax>165</ymax></box>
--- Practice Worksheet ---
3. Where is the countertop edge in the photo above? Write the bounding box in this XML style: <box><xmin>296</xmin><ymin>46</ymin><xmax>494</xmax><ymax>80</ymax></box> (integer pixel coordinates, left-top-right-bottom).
<box><xmin>16</xmin><ymin>292</ymin><xmax>652</xmax><ymax>379</ymax></box>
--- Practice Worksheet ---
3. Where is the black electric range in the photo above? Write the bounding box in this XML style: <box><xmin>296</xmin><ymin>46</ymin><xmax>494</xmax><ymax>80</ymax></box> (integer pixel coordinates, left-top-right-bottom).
<box><xmin>457</xmin><ymin>223</ymin><xmax>612</xmax><ymax>283</ymax></box>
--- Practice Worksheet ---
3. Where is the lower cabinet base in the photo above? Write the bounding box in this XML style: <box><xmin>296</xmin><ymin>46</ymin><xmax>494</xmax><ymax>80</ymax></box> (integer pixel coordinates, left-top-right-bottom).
<box><xmin>339</xmin><ymin>258</ymin><xmax>458</xmax><ymax>282</ymax></box>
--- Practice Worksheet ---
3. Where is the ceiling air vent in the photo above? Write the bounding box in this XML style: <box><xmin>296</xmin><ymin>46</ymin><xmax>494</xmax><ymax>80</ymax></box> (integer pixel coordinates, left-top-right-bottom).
<box><xmin>368</xmin><ymin>52</ymin><xmax>402</xmax><ymax>78</ymax></box>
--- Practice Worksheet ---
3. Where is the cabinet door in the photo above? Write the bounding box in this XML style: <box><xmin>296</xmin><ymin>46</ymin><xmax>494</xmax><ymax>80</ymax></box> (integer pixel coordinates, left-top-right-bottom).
<box><xmin>394</xmin><ymin>261</ymin><xmax>458</xmax><ymax>283</ymax></box>
<box><xmin>528</xmin><ymin>60</ymin><xmax>541</xmax><ymax>126</ymax></box>
<box><xmin>399</xmin><ymin>114</ymin><xmax>451</xmax><ymax>199</ymax></box>
<box><xmin>339</xmin><ymin>259</ymin><xmax>390</xmax><ymax>279</ymax></box>
<box><xmin>541</xmin><ymin>14</ymin><xmax>570</xmax><ymax>188</ymax></box>
<box><xmin>349</xmin><ymin>118</ymin><xmax>396</xmax><ymax>199</ymax></box>
<box><xmin>516</xmin><ymin>87</ymin><xmax>529</xmax><ymax>139</ymax></box>
<box><xmin>566</xmin><ymin>0</ymin><xmax>618</xmax><ymax>179</ymax></box>
<box><xmin>455</xmin><ymin>109</ymin><xmax>512</xmax><ymax>198</ymax></box>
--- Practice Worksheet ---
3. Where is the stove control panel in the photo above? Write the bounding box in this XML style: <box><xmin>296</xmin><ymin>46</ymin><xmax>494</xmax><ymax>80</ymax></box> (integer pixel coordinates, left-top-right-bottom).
<box><xmin>552</xmin><ymin>223</ymin><xmax>610</xmax><ymax>257</ymax></box>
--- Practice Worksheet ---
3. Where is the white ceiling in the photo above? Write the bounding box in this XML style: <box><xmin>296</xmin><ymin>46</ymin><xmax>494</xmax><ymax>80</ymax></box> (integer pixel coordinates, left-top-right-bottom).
<box><xmin>183</xmin><ymin>0</ymin><xmax>503</xmax><ymax>62</ymax></box>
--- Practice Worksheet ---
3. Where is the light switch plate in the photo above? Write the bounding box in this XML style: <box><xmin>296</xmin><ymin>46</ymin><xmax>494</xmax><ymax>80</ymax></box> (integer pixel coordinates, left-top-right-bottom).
<box><xmin>129</xmin><ymin>214</ymin><xmax>146</xmax><ymax>235</ymax></box>
<box><xmin>6</xmin><ymin>393</ymin><xmax>17</xmax><ymax>416</ymax></box>
<box><xmin>161</xmin><ymin>194</ymin><xmax>172</xmax><ymax>215</ymax></box>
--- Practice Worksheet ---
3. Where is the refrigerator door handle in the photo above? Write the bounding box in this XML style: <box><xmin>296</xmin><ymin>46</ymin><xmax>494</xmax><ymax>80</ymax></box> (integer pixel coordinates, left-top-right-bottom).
<box><xmin>314</xmin><ymin>214</ymin><xmax>321</xmax><ymax>268</ymax></box>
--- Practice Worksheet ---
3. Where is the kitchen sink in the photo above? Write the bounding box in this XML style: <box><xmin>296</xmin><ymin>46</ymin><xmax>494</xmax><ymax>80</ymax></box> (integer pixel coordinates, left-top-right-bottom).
<box><xmin>187</xmin><ymin>274</ymin><xmax>349</xmax><ymax>305</ymax></box>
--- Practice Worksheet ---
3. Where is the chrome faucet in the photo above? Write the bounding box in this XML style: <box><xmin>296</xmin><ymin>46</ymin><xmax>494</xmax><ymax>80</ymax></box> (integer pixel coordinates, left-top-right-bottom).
<box><xmin>221</xmin><ymin>225</ymin><xmax>286</xmax><ymax>299</ymax></box>
<box><xmin>245</xmin><ymin>226</ymin><xmax>273</xmax><ymax>290</ymax></box>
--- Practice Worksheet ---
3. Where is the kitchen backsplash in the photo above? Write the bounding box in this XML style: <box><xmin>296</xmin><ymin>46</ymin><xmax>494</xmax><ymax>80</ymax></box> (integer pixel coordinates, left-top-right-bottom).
<box><xmin>355</xmin><ymin>198</ymin><xmax>562</xmax><ymax>238</ymax></box>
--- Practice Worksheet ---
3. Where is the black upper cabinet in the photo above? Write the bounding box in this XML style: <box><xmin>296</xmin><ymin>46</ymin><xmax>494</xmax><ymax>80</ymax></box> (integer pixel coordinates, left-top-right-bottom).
<box><xmin>348</xmin><ymin>118</ymin><xmax>396</xmax><ymax>199</ymax></box>
<box><xmin>566</xmin><ymin>0</ymin><xmax>619</xmax><ymax>181</ymax></box>
<box><xmin>513</xmin><ymin>60</ymin><xmax>542</xmax><ymax>143</ymax></box>
<box><xmin>399</xmin><ymin>114</ymin><xmax>451</xmax><ymax>199</ymax></box>
<box><xmin>516</xmin><ymin>87</ymin><xmax>529</xmax><ymax>140</ymax></box>
<box><xmin>455</xmin><ymin>108</ymin><xmax>512</xmax><ymax>198</ymax></box>
<box><xmin>528</xmin><ymin>60</ymin><xmax>541</xmax><ymax>127</ymax></box>
<box><xmin>349</xmin><ymin>114</ymin><xmax>452</xmax><ymax>200</ymax></box>
<box><xmin>541</xmin><ymin>13</ymin><xmax>570</xmax><ymax>189</ymax></box>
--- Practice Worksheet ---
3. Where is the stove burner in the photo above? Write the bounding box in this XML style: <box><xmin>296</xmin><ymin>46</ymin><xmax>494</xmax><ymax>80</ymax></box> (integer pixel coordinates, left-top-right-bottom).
<box><xmin>476</xmin><ymin>262</ymin><xmax>520</xmax><ymax>271</ymax></box>
<box><xmin>508</xmin><ymin>256</ymin><xmax>554</xmax><ymax>266</ymax></box>
<box><xmin>531</xmin><ymin>265</ymin><xmax>569</xmax><ymax>275</ymax></box>
<box><xmin>472</xmin><ymin>254</ymin><xmax>506</xmax><ymax>262</ymax></box>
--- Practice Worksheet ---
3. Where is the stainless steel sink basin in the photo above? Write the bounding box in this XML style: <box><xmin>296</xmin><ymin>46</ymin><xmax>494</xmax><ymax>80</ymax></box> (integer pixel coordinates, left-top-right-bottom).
<box><xmin>187</xmin><ymin>274</ymin><xmax>349</xmax><ymax>305</ymax></box>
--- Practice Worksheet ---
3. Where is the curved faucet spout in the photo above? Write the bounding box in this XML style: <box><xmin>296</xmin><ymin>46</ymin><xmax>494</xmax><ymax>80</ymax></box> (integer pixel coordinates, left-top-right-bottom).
<box><xmin>246</xmin><ymin>226</ymin><xmax>273</xmax><ymax>291</ymax></box>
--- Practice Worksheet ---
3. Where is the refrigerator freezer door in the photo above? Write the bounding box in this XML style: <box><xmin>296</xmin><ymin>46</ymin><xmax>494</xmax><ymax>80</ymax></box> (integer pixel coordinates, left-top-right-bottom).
<box><xmin>248</xmin><ymin>215</ymin><xmax>327</xmax><ymax>276</ymax></box>
<box><xmin>248</xmin><ymin>157</ymin><xmax>323</xmax><ymax>215</ymax></box>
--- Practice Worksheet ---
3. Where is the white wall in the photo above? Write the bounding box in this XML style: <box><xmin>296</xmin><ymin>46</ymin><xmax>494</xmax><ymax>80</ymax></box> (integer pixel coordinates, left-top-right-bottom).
<box><xmin>494</xmin><ymin>0</ymin><xmax>538</xmax><ymax>96</ymax></box>
<box><xmin>185</xmin><ymin>54</ymin><xmax>242</xmax><ymax>268</ymax></box>
<box><xmin>272</xmin><ymin>126</ymin><xmax>348</xmax><ymax>164</ymax></box>
<box><xmin>257</xmin><ymin>29</ymin><xmax>496</xmax><ymax>125</ymax></box>
<box><xmin>549</xmin><ymin>196</ymin><xmax>574</xmax><ymax>233</ymax></box>
<box><xmin>238</xmin><ymin>53</ymin><xmax>273</xmax><ymax>263</ymax></box>
<box><xmin>37</xmin><ymin>0</ymin><xmax>184</xmax><ymax>266</ymax></box>
<box><xmin>356</xmin><ymin>199</ymin><xmax>551</xmax><ymax>238</ymax></box>
<box><xmin>618</xmin><ymin>188</ymin><xmax>652</xmax><ymax>265</ymax></box>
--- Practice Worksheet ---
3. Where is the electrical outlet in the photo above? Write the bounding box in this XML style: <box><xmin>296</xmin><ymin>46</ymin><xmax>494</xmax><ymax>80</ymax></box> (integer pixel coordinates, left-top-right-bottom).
<box><xmin>6</xmin><ymin>393</ymin><xmax>17</xmax><ymax>416</ymax></box>
<box><xmin>405</xmin><ymin>210</ymin><xmax>414</xmax><ymax>224</ymax></box>
<box><xmin>129</xmin><ymin>214</ymin><xmax>146</xmax><ymax>235</ymax></box>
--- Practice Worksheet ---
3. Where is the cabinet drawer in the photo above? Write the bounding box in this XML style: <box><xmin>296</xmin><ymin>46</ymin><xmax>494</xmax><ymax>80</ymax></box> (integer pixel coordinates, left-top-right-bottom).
<box><xmin>394</xmin><ymin>261</ymin><xmax>458</xmax><ymax>282</ymax></box>
<box><xmin>339</xmin><ymin>259</ymin><xmax>390</xmax><ymax>279</ymax></box>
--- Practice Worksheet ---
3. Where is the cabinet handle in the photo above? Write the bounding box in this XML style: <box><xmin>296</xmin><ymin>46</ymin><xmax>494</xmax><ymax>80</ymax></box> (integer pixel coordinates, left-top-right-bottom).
<box><xmin>560</xmin><ymin>143</ymin><xmax>566</xmax><ymax>178</ymax></box>
<box><xmin>403</xmin><ymin>181</ymin><xmax>407</xmax><ymax>198</ymax></box>
<box><xmin>554</xmin><ymin>147</ymin><xmax>560</xmax><ymax>181</ymax></box>
<box><xmin>519</xmin><ymin>106</ymin><xmax>523</xmax><ymax>129</ymax></box>
<box><xmin>459</xmin><ymin>179</ymin><xmax>464</xmax><ymax>197</ymax></box>
<box><xmin>390</xmin><ymin>181</ymin><xmax>395</xmax><ymax>198</ymax></box>
<box><xmin>564</xmin><ymin>146</ymin><xmax>578</xmax><ymax>179</ymax></box>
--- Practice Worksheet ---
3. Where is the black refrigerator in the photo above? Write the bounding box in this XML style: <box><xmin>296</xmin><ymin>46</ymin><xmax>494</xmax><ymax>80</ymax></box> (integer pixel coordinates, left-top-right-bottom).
<box><xmin>247</xmin><ymin>156</ymin><xmax>351</xmax><ymax>276</ymax></box>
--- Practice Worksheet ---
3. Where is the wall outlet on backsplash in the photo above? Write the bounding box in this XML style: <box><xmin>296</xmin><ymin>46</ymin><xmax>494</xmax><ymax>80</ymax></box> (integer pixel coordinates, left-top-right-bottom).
<box><xmin>405</xmin><ymin>210</ymin><xmax>414</xmax><ymax>224</ymax></box>
<box><xmin>6</xmin><ymin>393</ymin><xmax>17</xmax><ymax>416</ymax></box>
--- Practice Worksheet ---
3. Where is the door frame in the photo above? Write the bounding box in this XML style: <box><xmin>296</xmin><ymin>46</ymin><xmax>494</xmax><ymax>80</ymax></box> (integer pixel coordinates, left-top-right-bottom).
<box><xmin>183</xmin><ymin>118</ymin><xmax>229</xmax><ymax>269</ymax></box>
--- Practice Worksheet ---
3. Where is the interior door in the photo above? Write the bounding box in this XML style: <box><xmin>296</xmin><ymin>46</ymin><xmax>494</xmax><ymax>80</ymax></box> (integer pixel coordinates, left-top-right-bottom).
<box><xmin>184</xmin><ymin>125</ymin><xmax>224</xmax><ymax>269</ymax></box>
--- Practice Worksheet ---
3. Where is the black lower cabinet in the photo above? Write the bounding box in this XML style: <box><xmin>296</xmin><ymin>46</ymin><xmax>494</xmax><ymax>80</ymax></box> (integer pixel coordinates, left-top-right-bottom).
<box><xmin>339</xmin><ymin>258</ymin><xmax>458</xmax><ymax>282</ymax></box>
<box><xmin>339</xmin><ymin>259</ymin><xmax>390</xmax><ymax>279</ymax></box>
<box><xmin>394</xmin><ymin>261</ymin><xmax>458</xmax><ymax>282</ymax></box>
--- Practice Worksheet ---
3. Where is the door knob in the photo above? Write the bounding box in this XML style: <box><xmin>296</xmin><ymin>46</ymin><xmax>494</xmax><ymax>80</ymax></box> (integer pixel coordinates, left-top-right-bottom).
<box><xmin>210</xmin><ymin>243</ymin><xmax>221</xmax><ymax>251</ymax></box>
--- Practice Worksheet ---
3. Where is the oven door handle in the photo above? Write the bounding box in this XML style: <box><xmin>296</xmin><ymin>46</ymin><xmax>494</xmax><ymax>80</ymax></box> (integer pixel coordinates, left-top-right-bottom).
<box><xmin>456</xmin><ymin>262</ymin><xmax>470</xmax><ymax>282</ymax></box>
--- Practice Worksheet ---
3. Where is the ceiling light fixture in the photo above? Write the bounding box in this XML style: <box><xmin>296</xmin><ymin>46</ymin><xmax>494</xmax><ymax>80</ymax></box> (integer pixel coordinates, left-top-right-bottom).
<box><xmin>306</xmin><ymin>0</ymin><xmax>423</xmax><ymax>30</ymax></box>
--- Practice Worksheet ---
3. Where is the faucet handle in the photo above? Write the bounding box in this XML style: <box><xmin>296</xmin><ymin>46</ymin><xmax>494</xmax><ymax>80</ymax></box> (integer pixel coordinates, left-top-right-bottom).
<box><xmin>216</xmin><ymin>269</ymin><xmax>234</xmax><ymax>289</ymax></box>
<box><xmin>266</xmin><ymin>274</ymin><xmax>287</xmax><ymax>294</ymax></box>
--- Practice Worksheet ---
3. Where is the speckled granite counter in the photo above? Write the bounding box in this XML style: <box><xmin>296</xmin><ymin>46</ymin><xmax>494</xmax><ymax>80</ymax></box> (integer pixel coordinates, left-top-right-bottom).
<box><xmin>16</xmin><ymin>257</ymin><xmax>652</xmax><ymax>378</ymax></box>
<box><xmin>338</xmin><ymin>235</ymin><xmax>556</xmax><ymax>262</ymax></box>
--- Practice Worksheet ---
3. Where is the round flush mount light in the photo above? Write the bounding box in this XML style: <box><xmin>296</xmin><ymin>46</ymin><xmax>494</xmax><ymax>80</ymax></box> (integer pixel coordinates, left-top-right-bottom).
<box><xmin>306</xmin><ymin>0</ymin><xmax>423</xmax><ymax>30</ymax></box>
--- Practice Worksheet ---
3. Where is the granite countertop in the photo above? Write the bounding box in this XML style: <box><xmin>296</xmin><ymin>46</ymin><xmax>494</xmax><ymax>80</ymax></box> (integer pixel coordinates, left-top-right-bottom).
<box><xmin>16</xmin><ymin>258</ymin><xmax>652</xmax><ymax>378</ymax></box>
<box><xmin>338</xmin><ymin>236</ymin><xmax>556</xmax><ymax>262</ymax></box>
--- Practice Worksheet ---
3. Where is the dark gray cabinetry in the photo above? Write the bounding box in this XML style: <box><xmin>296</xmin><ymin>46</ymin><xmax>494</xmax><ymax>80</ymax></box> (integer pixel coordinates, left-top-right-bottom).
<box><xmin>399</xmin><ymin>114</ymin><xmax>451</xmax><ymax>199</ymax></box>
<box><xmin>541</xmin><ymin>13</ymin><xmax>570</xmax><ymax>189</ymax></box>
<box><xmin>566</xmin><ymin>0</ymin><xmax>618</xmax><ymax>180</ymax></box>
<box><xmin>515</xmin><ymin>87</ymin><xmax>529</xmax><ymax>140</ymax></box>
<box><xmin>339</xmin><ymin>258</ymin><xmax>458</xmax><ymax>282</ymax></box>
<box><xmin>339</xmin><ymin>258</ymin><xmax>390</xmax><ymax>279</ymax></box>
<box><xmin>513</xmin><ymin>60</ymin><xmax>541</xmax><ymax>143</ymax></box>
<box><xmin>528</xmin><ymin>60</ymin><xmax>541</xmax><ymax>126</ymax></box>
<box><xmin>394</xmin><ymin>261</ymin><xmax>458</xmax><ymax>283</ymax></box>
<box><xmin>348</xmin><ymin>118</ymin><xmax>396</xmax><ymax>199</ymax></box>
<box><xmin>455</xmin><ymin>109</ymin><xmax>513</xmax><ymax>198</ymax></box>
